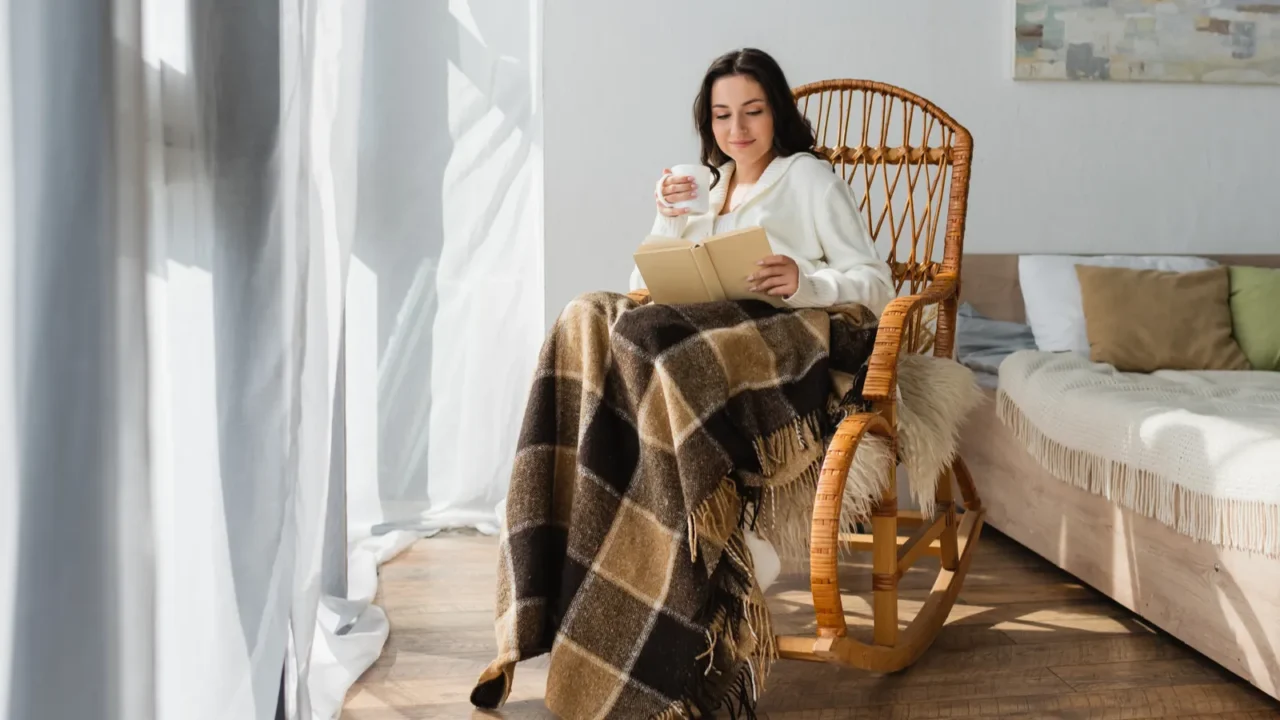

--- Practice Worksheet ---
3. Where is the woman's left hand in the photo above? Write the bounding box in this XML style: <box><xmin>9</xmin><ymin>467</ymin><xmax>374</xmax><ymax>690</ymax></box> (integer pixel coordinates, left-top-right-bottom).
<box><xmin>747</xmin><ymin>255</ymin><xmax>800</xmax><ymax>297</ymax></box>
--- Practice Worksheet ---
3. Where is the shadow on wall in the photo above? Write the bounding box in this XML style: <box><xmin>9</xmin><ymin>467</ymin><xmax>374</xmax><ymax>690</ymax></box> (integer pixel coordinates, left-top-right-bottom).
<box><xmin>349</xmin><ymin>0</ymin><xmax>542</xmax><ymax>534</ymax></box>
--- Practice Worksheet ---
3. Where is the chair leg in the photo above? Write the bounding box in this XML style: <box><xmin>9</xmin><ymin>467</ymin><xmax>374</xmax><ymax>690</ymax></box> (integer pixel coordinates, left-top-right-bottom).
<box><xmin>935</xmin><ymin>468</ymin><xmax>959</xmax><ymax>572</ymax></box>
<box><xmin>952</xmin><ymin>456</ymin><xmax>982</xmax><ymax>512</ymax></box>
<box><xmin>871</xmin><ymin>464</ymin><xmax>898</xmax><ymax>647</ymax></box>
<box><xmin>780</xmin><ymin>443</ymin><xmax>987</xmax><ymax>672</ymax></box>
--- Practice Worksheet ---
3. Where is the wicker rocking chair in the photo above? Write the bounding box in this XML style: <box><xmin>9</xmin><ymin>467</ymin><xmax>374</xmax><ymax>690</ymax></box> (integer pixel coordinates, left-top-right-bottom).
<box><xmin>773</xmin><ymin>79</ymin><xmax>983</xmax><ymax>672</ymax></box>
<box><xmin>630</xmin><ymin>79</ymin><xmax>983</xmax><ymax>673</ymax></box>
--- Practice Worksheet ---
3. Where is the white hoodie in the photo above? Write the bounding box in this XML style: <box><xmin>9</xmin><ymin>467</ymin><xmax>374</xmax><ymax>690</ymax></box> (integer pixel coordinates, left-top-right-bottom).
<box><xmin>630</xmin><ymin>152</ymin><xmax>895</xmax><ymax>316</ymax></box>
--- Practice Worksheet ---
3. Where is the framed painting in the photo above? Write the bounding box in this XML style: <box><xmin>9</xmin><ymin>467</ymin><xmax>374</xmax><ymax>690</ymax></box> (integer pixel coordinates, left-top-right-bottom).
<box><xmin>1014</xmin><ymin>0</ymin><xmax>1280</xmax><ymax>84</ymax></box>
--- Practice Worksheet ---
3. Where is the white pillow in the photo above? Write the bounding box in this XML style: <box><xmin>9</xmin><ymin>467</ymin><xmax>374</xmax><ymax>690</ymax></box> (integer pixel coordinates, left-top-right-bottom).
<box><xmin>1018</xmin><ymin>254</ymin><xmax>1219</xmax><ymax>354</ymax></box>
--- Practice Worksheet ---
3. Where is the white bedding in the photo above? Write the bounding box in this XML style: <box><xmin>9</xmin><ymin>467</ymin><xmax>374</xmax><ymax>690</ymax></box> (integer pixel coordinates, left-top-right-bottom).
<box><xmin>997</xmin><ymin>350</ymin><xmax>1280</xmax><ymax>558</ymax></box>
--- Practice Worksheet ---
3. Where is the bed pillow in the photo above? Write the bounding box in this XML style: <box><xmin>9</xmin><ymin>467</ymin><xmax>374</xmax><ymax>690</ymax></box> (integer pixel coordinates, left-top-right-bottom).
<box><xmin>1018</xmin><ymin>254</ymin><xmax>1218</xmax><ymax>354</ymax></box>
<box><xmin>1229</xmin><ymin>265</ymin><xmax>1280</xmax><ymax>371</ymax></box>
<box><xmin>1074</xmin><ymin>265</ymin><xmax>1250</xmax><ymax>372</ymax></box>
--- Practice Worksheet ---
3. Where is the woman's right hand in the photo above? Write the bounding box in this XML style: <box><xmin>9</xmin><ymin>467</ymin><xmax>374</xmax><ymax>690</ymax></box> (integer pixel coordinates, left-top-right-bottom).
<box><xmin>655</xmin><ymin>169</ymin><xmax>697</xmax><ymax>217</ymax></box>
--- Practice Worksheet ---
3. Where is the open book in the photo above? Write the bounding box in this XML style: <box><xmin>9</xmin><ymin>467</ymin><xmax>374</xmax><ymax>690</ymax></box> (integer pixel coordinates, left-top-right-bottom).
<box><xmin>633</xmin><ymin>226</ymin><xmax>784</xmax><ymax>307</ymax></box>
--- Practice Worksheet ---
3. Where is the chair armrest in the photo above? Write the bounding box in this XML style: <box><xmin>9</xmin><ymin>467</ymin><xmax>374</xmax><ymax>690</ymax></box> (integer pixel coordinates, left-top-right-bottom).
<box><xmin>863</xmin><ymin>272</ymin><xmax>959</xmax><ymax>402</ymax></box>
<box><xmin>626</xmin><ymin>289</ymin><xmax>652</xmax><ymax>305</ymax></box>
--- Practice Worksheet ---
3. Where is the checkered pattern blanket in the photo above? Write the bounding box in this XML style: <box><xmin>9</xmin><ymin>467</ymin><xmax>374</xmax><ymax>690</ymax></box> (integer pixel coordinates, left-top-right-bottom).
<box><xmin>470</xmin><ymin>292</ymin><xmax>879</xmax><ymax>719</ymax></box>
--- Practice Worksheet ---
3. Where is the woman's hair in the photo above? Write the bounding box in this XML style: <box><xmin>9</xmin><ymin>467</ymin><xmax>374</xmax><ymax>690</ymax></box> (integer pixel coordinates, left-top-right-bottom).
<box><xmin>693</xmin><ymin>48</ymin><xmax>819</xmax><ymax>187</ymax></box>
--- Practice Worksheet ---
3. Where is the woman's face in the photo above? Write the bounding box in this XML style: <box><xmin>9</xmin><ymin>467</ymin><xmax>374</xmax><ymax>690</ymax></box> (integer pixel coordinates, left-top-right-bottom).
<box><xmin>710</xmin><ymin>74</ymin><xmax>774</xmax><ymax>170</ymax></box>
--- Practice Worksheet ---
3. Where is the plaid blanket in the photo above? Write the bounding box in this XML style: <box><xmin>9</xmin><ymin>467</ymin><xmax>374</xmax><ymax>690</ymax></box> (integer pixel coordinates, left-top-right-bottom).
<box><xmin>470</xmin><ymin>291</ymin><xmax>879</xmax><ymax>719</ymax></box>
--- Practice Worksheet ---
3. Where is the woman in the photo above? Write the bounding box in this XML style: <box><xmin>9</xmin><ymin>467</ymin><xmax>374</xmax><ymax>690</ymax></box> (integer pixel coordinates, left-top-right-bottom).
<box><xmin>631</xmin><ymin>47</ymin><xmax>894</xmax><ymax>316</ymax></box>
<box><xmin>474</xmin><ymin>49</ymin><xmax>888</xmax><ymax>720</ymax></box>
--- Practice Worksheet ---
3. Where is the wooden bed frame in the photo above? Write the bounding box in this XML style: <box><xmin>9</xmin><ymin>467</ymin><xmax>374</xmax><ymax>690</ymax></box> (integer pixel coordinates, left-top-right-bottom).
<box><xmin>956</xmin><ymin>253</ymin><xmax>1280</xmax><ymax>702</ymax></box>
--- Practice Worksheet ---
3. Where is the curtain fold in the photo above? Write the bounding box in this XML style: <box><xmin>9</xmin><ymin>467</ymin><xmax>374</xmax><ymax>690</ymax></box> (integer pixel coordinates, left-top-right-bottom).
<box><xmin>3</xmin><ymin>2</ymin><xmax>153</xmax><ymax>718</ymax></box>
<box><xmin>1</xmin><ymin>1</ymin><xmax>541</xmax><ymax>717</ymax></box>
<box><xmin>2</xmin><ymin>1</ymin><xmax>365</xmax><ymax>718</ymax></box>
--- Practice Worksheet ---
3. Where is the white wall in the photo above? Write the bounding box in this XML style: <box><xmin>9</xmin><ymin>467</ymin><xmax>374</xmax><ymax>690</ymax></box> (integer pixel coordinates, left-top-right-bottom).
<box><xmin>543</xmin><ymin>0</ymin><xmax>1280</xmax><ymax>324</ymax></box>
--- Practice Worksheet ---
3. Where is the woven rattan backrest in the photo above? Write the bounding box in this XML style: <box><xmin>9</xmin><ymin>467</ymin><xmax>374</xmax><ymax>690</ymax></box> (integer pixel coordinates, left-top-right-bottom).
<box><xmin>793</xmin><ymin>80</ymin><xmax>973</xmax><ymax>303</ymax></box>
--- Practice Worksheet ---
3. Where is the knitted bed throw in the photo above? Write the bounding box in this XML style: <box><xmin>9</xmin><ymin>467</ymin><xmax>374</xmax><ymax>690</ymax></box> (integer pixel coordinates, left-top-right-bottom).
<box><xmin>997</xmin><ymin>350</ymin><xmax>1280</xmax><ymax>558</ymax></box>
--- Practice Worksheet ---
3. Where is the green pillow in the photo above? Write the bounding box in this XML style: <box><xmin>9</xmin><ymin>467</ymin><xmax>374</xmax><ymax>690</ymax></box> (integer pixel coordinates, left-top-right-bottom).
<box><xmin>1228</xmin><ymin>266</ymin><xmax>1280</xmax><ymax>371</ymax></box>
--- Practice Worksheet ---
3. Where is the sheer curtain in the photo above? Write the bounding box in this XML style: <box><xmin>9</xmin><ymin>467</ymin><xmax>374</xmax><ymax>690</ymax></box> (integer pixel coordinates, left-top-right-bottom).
<box><xmin>1</xmin><ymin>1</ymin><xmax>543</xmax><ymax>718</ymax></box>
<box><xmin>332</xmin><ymin>0</ymin><xmax>545</xmax><ymax>705</ymax></box>
<box><xmin>2</xmin><ymin>2</ymin><xmax>158</xmax><ymax>718</ymax></box>
<box><xmin>1</xmin><ymin>0</ymin><xmax>365</xmax><ymax>718</ymax></box>
<box><xmin>343</xmin><ymin>0</ymin><xmax>544</xmax><ymax>542</ymax></box>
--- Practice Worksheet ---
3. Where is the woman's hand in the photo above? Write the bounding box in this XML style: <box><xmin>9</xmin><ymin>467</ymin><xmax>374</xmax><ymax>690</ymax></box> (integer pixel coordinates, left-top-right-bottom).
<box><xmin>747</xmin><ymin>255</ymin><xmax>800</xmax><ymax>297</ymax></box>
<box><xmin>655</xmin><ymin>169</ymin><xmax>697</xmax><ymax>217</ymax></box>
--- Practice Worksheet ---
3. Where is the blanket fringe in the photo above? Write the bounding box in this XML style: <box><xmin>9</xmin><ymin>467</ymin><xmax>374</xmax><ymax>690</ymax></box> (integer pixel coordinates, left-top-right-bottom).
<box><xmin>753</xmin><ymin>412</ymin><xmax>825</xmax><ymax>478</ymax></box>
<box><xmin>652</xmin><ymin>705</ymin><xmax>692</xmax><ymax>720</ymax></box>
<box><xmin>997</xmin><ymin>390</ymin><xmax>1280</xmax><ymax>559</ymax></box>
<box><xmin>742</xmin><ymin>594</ymin><xmax>778</xmax><ymax>679</ymax></box>
<box><xmin>691</xmin><ymin>410</ymin><xmax>841</xmax><ymax>565</ymax></box>
<box><xmin>681</xmin><ymin>530</ymin><xmax>780</xmax><ymax>720</ymax></box>
<box><xmin>717</xmin><ymin>667</ymin><xmax>762</xmax><ymax>720</ymax></box>
<box><xmin>689</xmin><ymin>476</ymin><xmax>742</xmax><ymax>564</ymax></box>
<box><xmin>720</xmin><ymin>535</ymin><xmax>778</xmax><ymax>717</ymax></box>
<box><xmin>752</xmin><ymin>437</ymin><xmax>893</xmax><ymax>563</ymax></box>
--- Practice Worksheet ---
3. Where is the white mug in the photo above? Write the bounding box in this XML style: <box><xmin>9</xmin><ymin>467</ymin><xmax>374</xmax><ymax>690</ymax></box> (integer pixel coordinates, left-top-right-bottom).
<box><xmin>668</xmin><ymin>163</ymin><xmax>712</xmax><ymax>215</ymax></box>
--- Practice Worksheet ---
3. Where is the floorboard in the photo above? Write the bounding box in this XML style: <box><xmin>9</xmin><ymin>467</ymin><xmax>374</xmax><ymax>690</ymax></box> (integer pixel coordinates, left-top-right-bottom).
<box><xmin>343</xmin><ymin>529</ymin><xmax>1279</xmax><ymax>718</ymax></box>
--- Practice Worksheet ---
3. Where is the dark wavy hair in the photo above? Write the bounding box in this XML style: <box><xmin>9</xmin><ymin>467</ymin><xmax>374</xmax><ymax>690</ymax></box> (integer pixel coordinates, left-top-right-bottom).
<box><xmin>693</xmin><ymin>48</ymin><xmax>819</xmax><ymax>188</ymax></box>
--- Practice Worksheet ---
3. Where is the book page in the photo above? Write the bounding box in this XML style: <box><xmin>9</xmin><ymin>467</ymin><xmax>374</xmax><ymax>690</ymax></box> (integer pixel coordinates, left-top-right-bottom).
<box><xmin>702</xmin><ymin>227</ymin><xmax>785</xmax><ymax>307</ymax></box>
<box><xmin>635</xmin><ymin>235</ymin><xmax>693</xmax><ymax>252</ymax></box>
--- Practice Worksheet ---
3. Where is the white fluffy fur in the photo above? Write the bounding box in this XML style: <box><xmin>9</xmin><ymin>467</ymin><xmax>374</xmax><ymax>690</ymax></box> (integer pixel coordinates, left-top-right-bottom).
<box><xmin>757</xmin><ymin>352</ymin><xmax>985</xmax><ymax>569</ymax></box>
<box><xmin>894</xmin><ymin>353</ymin><xmax>987</xmax><ymax>514</ymax></box>
<box><xmin>842</xmin><ymin>353</ymin><xmax>985</xmax><ymax>523</ymax></box>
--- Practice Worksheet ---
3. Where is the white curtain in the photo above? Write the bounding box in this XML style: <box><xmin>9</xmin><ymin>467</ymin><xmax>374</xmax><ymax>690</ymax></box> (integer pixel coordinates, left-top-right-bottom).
<box><xmin>1</xmin><ymin>2</ymin><xmax>159</xmax><ymax>718</ymax></box>
<box><xmin>343</xmin><ymin>0</ymin><xmax>544</xmax><ymax>542</ymax></box>
<box><xmin>332</xmin><ymin>0</ymin><xmax>545</xmax><ymax>706</ymax></box>
<box><xmin>1</xmin><ymin>0</ymin><xmax>543</xmax><ymax>718</ymax></box>
<box><xmin>2</xmin><ymin>0</ymin><xmax>363</xmax><ymax>717</ymax></box>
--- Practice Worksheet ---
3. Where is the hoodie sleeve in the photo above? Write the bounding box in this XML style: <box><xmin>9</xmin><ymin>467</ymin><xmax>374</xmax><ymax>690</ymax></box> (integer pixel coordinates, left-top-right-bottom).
<box><xmin>783</xmin><ymin>179</ymin><xmax>895</xmax><ymax>317</ymax></box>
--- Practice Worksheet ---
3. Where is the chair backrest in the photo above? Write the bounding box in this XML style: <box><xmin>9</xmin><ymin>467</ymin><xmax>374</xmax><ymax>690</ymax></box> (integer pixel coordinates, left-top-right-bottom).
<box><xmin>793</xmin><ymin>80</ymin><xmax>973</xmax><ymax>303</ymax></box>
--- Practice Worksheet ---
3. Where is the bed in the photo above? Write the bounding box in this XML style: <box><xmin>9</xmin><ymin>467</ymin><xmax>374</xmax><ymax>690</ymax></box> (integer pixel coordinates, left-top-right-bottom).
<box><xmin>953</xmin><ymin>253</ymin><xmax>1280</xmax><ymax>702</ymax></box>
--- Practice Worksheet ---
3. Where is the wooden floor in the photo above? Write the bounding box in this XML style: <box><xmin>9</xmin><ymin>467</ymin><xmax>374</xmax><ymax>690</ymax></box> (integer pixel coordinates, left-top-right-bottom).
<box><xmin>343</xmin><ymin>529</ymin><xmax>1280</xmax><ymax>719</ymax></box>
